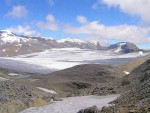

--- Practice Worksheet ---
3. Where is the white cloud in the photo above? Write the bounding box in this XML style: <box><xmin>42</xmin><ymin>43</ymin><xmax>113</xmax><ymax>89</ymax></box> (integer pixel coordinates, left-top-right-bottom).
<box><xmin>92</xmin><ymin>0</ymin><xmax>101</xmax><ymax>9</ymax></box>
<box><xmin>46</xmin><ymin>14</ymin><xmax>55</xmax><ymax>22</ymax></box>
<box><xmin>5</xmin><ymin>5</ymin><xmax>27</xmax><ymax>18</ymax></box>
<box><xmin>76</xmin><ymin>16</ymin><xmax>89</xmax><ymax>24</ymax></box>
<box><xmin>64</xmin><ymin>20</ymin><xmax>150</xmax><ymax>44</ymax></box>
<box><xmin>48</xmin><ymin>0</ymin><xmax>54</xmax><ymax>6</ymax></box>
<box><xmin>94</xmin><ymin>0</ymin><xmax>150</xmax><ymax>22</ymax></box>
<box><xmin>37</xmin><ymin>14</ymin><xmax>58</xmax><ymax>31</ymax></box>
<box><xmin>7</xmin><ymin>25</ymin><xmax>41</xmax><ymax>36</ymax></box>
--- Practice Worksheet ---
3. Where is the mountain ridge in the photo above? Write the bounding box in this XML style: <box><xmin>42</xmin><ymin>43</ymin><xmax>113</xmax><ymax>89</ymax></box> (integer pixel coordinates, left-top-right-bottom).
<box><xmin>0</xmin><ymin>30</ymin><xmax>144</xmax><ymax>57</ymax></box>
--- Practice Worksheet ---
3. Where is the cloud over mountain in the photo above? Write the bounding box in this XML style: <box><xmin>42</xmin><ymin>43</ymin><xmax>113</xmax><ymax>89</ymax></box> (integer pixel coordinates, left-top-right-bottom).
<box><xmin>64</xmin><ymin>17</ymin><xmax>150</xmax><ymax>44</ymax></box>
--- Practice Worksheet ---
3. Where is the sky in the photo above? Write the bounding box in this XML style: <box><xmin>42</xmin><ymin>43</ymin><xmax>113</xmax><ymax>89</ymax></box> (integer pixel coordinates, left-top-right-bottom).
<box><xmin>0</xmin><ymin>0</ymin><xmax>150</xmax><ymax>48</ymax></box>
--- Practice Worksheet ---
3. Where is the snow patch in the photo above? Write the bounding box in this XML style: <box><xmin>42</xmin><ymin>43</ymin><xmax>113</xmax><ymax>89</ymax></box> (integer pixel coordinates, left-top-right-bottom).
<box><xmin>8</xmin><ymin>73</ymin><xmax>30</xmax><ymax>78</ymax></box>
<box><xmin>29</xmin><ymin>44</ymin><xmax>33</xmax><ymax>47</ymax></box>
<box><xmin>1</xmin><ymin>30</ymin><xmax>14</xmax><ymax>35</ymax></box>
<box><xmin>123</xmin><ymin>71</ymin><xmax>130</xmax><ymax>75</ymax></box>
<box><xmin>58</xmin><ymin>38</ymin><xmax>85</xmax><ymax>44</ymax></box>
<box><xmin>15</xmin><ymin>48</ymin><xmax>20</xmax><ymax>52</ymax></box>
<box><xmin>118</xmin><ymin>42</ymin><xmax>126</xmax><ymax>46</ymax></box>
<box><xmin>114</xmin><ymin>47</ymin><xmax>122</xmax><ymax>53</ymax></box>
<box><xmin>8</xmin><ymin>73</ymin><xmax>20</xmax><ymax>76</ymax></box>
<box><xmin>0</xmin><ymin>77</ymin><xmax>8</xmax><ymax>81</ymax></box>
<box><xmin>114</xmin><ymin>42</ymin><xmax>127</xmax><ymax>53</ymax></box>
<box><xmin>42</xmin><ymin>37</ymin><xmax>54</xmax><ymax>40</ymax></box>
<box><xmin>139</xmin><ymin>51</ymin><xmax>143</xmax><ymax>56</ymax></box>
<box><xmin>0</xmin><ymin>30</ymin><xmax>37</xmax><ymax>44</ymax></box>
<box><xmin>37</xmin><ymin>87</ymin><xmax>57</xmax><ymax>94</ymax></box>
<box><xmin>2</xmin><ymin>49</ymin><xmax>6</xmax><ymax>52</ymax></box>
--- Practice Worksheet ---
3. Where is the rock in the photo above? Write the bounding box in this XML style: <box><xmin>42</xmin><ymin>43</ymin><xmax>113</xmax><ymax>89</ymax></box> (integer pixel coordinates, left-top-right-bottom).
<box><xmin>78</xmin><ymin>105</ymin><xmax>99</xmax><ymax>113</ymax></box>
<box><xmin>92</xmin><ymin>86</ymin><xmax>117</xmax><ymax>95</ymax></box>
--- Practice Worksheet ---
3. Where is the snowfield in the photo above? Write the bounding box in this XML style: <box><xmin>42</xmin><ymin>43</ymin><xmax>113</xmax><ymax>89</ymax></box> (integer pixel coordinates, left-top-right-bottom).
<box><xmin>20</xmin><ymin>95</ymin><xmax>119</xmax><ymax>113</ymax></box>
<box><xmin>0</xmin><ymin>48</ymin><xmax>149</xmax><ymax>74</ymax></box>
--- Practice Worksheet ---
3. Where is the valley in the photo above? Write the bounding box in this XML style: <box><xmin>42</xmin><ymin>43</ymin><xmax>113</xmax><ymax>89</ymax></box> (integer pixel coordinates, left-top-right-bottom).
<box><xmin>1</xmin><ymin>1</ymin><xmax>150</xmax><ymax>112</ymax></box>
<box><xmin>0</xmin><ymin>31</ymin><xmax>149</xmax><ymax>113</ymax></box>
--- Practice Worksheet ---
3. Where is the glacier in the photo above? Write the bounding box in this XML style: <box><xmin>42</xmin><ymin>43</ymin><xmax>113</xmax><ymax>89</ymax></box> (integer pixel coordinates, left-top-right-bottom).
<box><xmin>0</xmin><ymin>48</ymin><xmax>149</xmax><ymax>74</ymax></box>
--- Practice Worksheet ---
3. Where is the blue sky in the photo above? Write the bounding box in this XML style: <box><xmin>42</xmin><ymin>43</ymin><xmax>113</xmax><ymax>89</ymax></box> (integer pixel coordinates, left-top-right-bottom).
<box><xmin>0</xmin><ymin>0</ymin><xmax>150</xmax><ymax>48</ymax></box>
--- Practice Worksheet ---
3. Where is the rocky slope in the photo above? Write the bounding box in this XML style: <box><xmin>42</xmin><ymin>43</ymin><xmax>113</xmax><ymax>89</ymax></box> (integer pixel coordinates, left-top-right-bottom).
<box><xmin>79</xmin><ymin>59</ymin><xmax>150</xmax><ymax>113</ymax></box>
<box><xmin>0</xmin><ymin>68</ymin><xmax>53</xmax><ymax>113</ymax></box>
<box><xmin>113</xmin><ymin>59</ymin><xmax>150</xmax><ymax>112</ymax></box>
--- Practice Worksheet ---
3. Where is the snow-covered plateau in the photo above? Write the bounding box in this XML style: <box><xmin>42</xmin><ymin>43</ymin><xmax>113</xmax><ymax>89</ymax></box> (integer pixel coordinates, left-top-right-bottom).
<box><xmin>20</xmin><ymin>95</ymin><xmax>119</xmax><ymax>113</ymax></box>
<box><xmin>0</xmin><ymin>48</ymin><xmax>149</xmax><ymax>74</ymax></box>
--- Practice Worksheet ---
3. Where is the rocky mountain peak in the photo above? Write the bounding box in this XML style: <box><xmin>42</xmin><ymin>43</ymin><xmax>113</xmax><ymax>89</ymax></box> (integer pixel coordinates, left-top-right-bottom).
<box><xmin>109</xmin><ymin>42</ymin><xmax>140</xmax><ymax>53</ymax></box>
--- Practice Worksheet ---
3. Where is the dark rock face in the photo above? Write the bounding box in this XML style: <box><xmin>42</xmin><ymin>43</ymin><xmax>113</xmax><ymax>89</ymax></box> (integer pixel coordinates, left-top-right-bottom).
<box><xmin>121</xmin><ymin>42</ymin><xmax>139</xmax><ymax>53</ymax></box>
<box><xmin>109</xmin><ymin>42</ymin><xmax>140</xmax><ymax>53</ymax></box>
